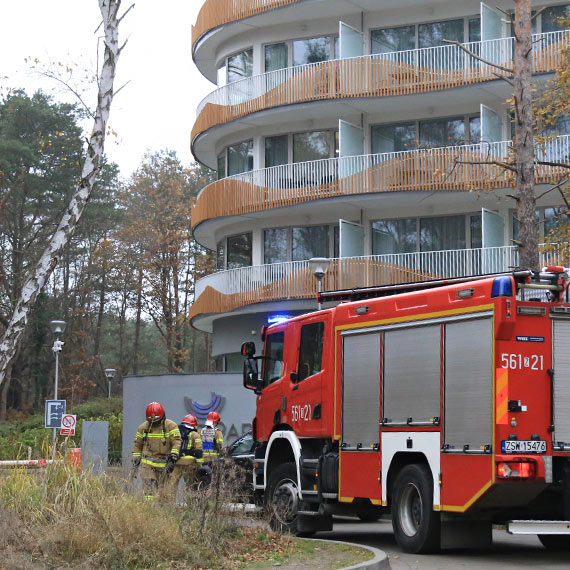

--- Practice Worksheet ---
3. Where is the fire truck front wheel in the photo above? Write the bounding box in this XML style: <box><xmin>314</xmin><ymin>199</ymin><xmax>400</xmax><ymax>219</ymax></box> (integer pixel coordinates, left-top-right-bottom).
<box><xmin>266</xmin><ymin>462</ymin><xmax>300</xmax><ymax>534</ymax></box>
<box><xmin>392</xmin><ymin>464</ymin><xmax>440</xmax><ymax>554</ymax></box>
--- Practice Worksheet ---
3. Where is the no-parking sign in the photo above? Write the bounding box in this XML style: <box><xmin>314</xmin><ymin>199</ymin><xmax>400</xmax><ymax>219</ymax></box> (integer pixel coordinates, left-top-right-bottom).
<box><xmin>60</xmin><ymin>414</ymin><xmax>77</xmax><ymax>436</ymax></box>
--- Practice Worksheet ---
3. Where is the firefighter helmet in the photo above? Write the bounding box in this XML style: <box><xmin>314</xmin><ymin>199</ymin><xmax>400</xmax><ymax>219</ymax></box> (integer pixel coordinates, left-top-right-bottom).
<box><xmin>181</xmin><ymin>414</ymin><xmax>198</xmax><ymax>428</ymax></box>
<box><xmin>207</xmin><ymin>411</ymin><xmax>221</xmax><ymax>425</ymax></box>
<box><xmin>146</xmin><ymin>402</ymin><xmax>165</xmax><ymax>423</ymax></box>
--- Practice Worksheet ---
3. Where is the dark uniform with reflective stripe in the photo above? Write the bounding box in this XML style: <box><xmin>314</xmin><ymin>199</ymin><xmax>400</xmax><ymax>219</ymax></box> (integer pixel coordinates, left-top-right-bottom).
<box><xmin>132</xmin><ymin>418</ymin><xmax>181</xmax><ymax>500</ymax></box>
<box><xmin>170</xmin><ymin>428</ymin><xmax>203</xmax><ymax>493</ymax></box>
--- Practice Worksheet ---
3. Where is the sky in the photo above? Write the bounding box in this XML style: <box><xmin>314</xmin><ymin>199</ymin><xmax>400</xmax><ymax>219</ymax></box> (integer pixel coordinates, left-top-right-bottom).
<box><xmin>1</xmin><ymin>0</ymin><xmax>212</xmax><ymax>178</ymax></box>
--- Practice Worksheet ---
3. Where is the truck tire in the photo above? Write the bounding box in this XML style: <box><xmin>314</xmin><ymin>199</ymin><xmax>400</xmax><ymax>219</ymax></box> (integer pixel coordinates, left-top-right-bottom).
<box><xmin>538</xmin><ymin>534</ymin><xmax>570</xmax><ymax>551</ymax></box>
<box><xmin>392</xmin><ymin>464</ymin><xmax>440</xmax><ymax>553</ymax></box>
<box><xmin>266</xmin><ymin>462</ymin><xmax>299</xmax><ymax>533</ymax></box>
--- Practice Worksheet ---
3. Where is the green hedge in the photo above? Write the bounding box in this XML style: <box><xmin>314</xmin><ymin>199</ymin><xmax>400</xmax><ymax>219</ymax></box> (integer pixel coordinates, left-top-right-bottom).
<box><xmin>0</xmin><ymin>397</ymin><xmax>123</xmax><ymax>462</ymax></box>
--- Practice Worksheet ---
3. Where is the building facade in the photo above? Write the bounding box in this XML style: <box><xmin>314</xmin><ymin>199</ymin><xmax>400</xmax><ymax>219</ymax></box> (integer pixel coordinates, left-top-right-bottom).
<box><xmin>190</xmin><ymin>1</ymin><xmax>570</xmax><ymax>370</ymax></box>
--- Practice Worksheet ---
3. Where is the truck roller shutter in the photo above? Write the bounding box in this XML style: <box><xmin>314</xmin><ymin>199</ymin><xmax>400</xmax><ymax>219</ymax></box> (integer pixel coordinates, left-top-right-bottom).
<box><xmin>444</xmin><ymin>316</ymin><xmax>493</xmax><ymax>451</ymax></box>
<box><xmin>342</xmin><ymin>332</ymin><xmax>380</xmax><ymax>450</ymax></box>
<box><xmin>383</xmin><ymin>324</ymin><xmax>440</xmax><ymax>425</ymax></box>
<box><xmin>552</xmin><ymin>317</ymin><xmax>570</xmax><ymax>446</ymax></box>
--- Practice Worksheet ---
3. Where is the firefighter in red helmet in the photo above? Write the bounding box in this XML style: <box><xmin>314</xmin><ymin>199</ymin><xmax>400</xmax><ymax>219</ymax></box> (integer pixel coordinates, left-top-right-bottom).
<box><xmin>132</xmin><ymin>402</ymin><xmax>181</xmax><ymax>501</ymax></box>
<box><xmin>170</xmin><ymin>413</ymin><xmax>203</xmax><ymax>495</ymax></box>
<box><xmin>201</xmin><ymin>410</ymin><xmax>224</xmax><ymax>464</ymax></box>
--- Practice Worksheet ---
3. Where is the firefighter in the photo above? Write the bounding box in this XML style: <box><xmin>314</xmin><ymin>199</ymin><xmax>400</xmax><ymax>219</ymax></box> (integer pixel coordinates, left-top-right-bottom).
<box><xmin>132</xmin><ymin>401</ymin><xmax>181</xmax><ymax>501</ymax></box>
<box><xmin>201</xmin><ymin>410</ymin><xmax>224</xmax><ymax>464</ymax></box>
<box><xmin>170</xmin><ymin>413</ymin><xmax>203</xmax><ymax>494</ymax></box>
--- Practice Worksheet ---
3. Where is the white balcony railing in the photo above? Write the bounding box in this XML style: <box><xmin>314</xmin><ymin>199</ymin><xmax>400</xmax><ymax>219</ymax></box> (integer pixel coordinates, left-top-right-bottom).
<box><xmin>197</xmin><ymin>246</ymin><xmax>569</xmax><ymax>299</ymax></box>
<box><xmin>197</xmin><ymin>30</ymin><xmax>569</xmax><ymax>115</ymax></box>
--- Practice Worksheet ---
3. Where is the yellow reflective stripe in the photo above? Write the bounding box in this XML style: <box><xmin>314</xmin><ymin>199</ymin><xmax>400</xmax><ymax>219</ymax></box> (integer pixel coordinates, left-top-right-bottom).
<box><xmin>132</xmin><ymin>452</ymin><xmax>142</xmax><ymax>457</ymax></box>
<box><xmin>167</xmin><ymin>429</ymin><xmax>181</xmax><ymax>437</ymax></box>
<box><xmin>141</xmin><ymin>458</ymin><xmax>166</xmax><ymax>468</ymax></box>
<box><xmin>143</xmin><ymin>433</ymin><xmax>169</xmax><ymax>438</ymax></box>
<box><xmin>216</xmin><ymin>438</ymin><xmax>224</xmax><ymax>444</ymax></box>
<box><xmin>135</xmin><ymin>433</ymin><xmax>144</xmax><ymax>439</ymax></box>
<box><xmin>196</xmin><ymin>458</ymin><xmax>204</xmax><ymax>464</ymax></box>
<box><xmin>171</xmin><ymin>449</ymin><xmax>180</xmax><ymax>455</ymax></box>
<box><xmin>144</xmin><ymin>495</ymin><xmax>155</xmax><ymax>501</ymax></box>
<box><xmin>194</xmin><ymin>438</ymin><xmax>202</xmax><ymax>444</ymax></box>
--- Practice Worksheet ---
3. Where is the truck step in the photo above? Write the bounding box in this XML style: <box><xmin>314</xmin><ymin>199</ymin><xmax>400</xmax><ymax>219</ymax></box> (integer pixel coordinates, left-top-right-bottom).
<box><xmin>507</xmin><ymin>520</ymin><xmax>570</xmax><ymax>535</ymax></box>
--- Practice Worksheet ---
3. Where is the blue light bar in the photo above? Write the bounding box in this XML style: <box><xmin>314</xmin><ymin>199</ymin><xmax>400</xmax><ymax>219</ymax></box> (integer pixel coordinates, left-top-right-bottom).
<box><xmin>267</xmin><ymin>314</ymin><xmax>291</xmax><ymax>324</ymax></box>
<box><xmin>491</xmin><ymin>276</ymin><xmax>513</xmax><ymax>298</ymax></box>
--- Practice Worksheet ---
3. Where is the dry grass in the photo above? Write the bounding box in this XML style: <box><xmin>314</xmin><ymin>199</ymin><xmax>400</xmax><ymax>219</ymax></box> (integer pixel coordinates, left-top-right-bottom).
<box><xmin>0</xmin><ymin>459</ymin><xmax>296</xmax><ymax>569</ymax></box>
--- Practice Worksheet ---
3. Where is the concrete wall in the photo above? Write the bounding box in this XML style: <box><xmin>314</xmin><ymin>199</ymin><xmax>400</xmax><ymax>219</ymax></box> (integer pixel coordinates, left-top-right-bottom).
<box><xmin>122</xmin><ymin>373</ymin><xmax>255</xmax><ymax>466</ymax></box>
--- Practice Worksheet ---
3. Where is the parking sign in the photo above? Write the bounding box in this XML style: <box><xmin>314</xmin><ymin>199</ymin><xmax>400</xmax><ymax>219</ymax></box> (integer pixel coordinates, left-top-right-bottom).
<box><xmin>45</xmin><ymin>400</ymin><xmax>66</xmax><ymax>428</ymax></box>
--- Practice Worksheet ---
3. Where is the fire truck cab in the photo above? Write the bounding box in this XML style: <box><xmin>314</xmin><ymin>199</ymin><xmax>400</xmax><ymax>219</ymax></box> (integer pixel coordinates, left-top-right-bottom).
<box><xmin>242</xmin><ymin>269</ymin><xmax>570</xmax><ymax>553</ymax></box>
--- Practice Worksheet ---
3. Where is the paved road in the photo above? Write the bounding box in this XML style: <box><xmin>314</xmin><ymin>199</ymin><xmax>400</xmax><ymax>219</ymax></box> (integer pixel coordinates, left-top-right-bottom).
<box><xmin>317</xmin><ymin>517</ymin><xmax>569</xmax><ymax>569</ymax></box>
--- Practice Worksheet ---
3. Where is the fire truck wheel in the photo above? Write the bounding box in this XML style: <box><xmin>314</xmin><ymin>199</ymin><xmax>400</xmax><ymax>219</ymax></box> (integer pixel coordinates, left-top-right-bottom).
<box><xmin>392</xmin><ymin>464</ymin><xmax>440</xmax><ymax>553</ymax></box>
<box><xmin>538</xmin><ymin>534</ymin><xmax>570</xmax><ymax>550</ymax></box>
<box><xmin>266</xmin><ymin>462</ymin><xmax>299</xmax><ymax>534</ymax></box>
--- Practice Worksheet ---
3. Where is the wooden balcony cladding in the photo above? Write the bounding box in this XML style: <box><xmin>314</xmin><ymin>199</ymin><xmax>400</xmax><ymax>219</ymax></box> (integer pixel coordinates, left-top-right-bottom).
<box><xmin>191</xmin><ymin>31</ymin><xmax>570</xmax><ymax>144</ymax></box>
<box><xmin>192</xmin><ymin>0</ymin><xmax>301</xmax><ymax>50</ymax></box>
<box><xmin>191</xmin><ymin>138</ymin><xmax>570</xmax><ymax>230</ymax></box>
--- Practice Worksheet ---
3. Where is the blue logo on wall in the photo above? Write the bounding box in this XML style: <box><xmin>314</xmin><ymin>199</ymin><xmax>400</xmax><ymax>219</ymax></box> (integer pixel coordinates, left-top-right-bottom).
<box><xmin>184</xmin><ymin>392</ymin><xmax>226</xmax><ymax>420</ymax></box>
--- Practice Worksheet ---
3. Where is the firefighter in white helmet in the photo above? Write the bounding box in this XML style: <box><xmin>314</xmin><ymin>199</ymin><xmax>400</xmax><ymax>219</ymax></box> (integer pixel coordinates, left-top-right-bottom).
<box><xmin>201</xmin><ymin>411</ymin><xmax>224</xmax><ymax>464</ymax></box>
<box><xmin>132</xmin><ymin>401</ymin><xmax>181</xmax><ymax>501</ymax></box>
<box><xmin>170</xmin><ymin>413</ymin><xmax>203</xmax><ymax>493</ymax></box>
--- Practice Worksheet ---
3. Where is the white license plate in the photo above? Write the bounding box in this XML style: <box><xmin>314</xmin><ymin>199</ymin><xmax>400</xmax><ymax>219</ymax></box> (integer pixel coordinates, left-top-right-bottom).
<box><xmin>501</xmin><ymin>440</ymin><xmax>547</xmax><ymax>453</ymax></box>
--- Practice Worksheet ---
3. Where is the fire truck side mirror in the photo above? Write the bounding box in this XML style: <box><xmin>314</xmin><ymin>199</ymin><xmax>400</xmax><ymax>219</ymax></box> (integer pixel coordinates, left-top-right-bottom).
<box><xmin>241</xmin><ymin>342</ymin><xmax>256</xmax><ymax>357</ymax></box>
<box><xmin>243</xmin><ymin>356</ymin><xmax>261</xmax><ymax>393</ymax></box>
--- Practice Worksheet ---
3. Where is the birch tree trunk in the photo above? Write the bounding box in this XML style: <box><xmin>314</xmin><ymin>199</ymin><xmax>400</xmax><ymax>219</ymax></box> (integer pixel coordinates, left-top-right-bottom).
<box><xmin>0</xmin><ymin>0</ymin><xmax>128</xmax><ymax>390</ymax></box>
<box><xmin>514</xmin><ymin>0</ymin><xmax>539</xmax><ymax>270</ymax></box>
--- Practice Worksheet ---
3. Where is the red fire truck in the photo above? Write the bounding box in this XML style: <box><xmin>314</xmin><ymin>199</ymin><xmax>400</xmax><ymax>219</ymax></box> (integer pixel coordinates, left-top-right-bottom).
<box><xmin>242</xmin><ymin>268</ymin><xmax>570</xmax><ymax>553</ymax></box>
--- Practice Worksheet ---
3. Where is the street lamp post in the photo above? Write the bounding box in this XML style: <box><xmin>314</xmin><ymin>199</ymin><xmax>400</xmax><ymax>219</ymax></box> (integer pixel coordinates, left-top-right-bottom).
<box><xmin>49</xmin><ymin>320</ymin><xmax>66</xmax><ymax>444</ymax></box>
<box><xmin>308</xmin><ymin>258</ymin><xmax>331</xmax><ymax>310</ymax></box>
<box><xmin>104</xmin><ymin>368</ymin><xmax>116</xmax><ymax>398</ymax></box>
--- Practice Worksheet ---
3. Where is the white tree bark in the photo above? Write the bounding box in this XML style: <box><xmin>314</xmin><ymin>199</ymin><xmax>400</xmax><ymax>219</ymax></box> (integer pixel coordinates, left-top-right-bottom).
<box><xmin>0</xmin><ymin>0</ymin><xmax>129</xmax><ymax>390</ymax></box>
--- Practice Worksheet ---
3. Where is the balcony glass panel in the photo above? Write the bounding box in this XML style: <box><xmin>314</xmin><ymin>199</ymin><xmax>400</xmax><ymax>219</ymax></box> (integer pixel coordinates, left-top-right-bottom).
<box><xmin>265</xmin><ymin>135</ymin><xmax>289</xmax><ymax>167</ymax></box>
<box><xmin>265</xmin><ymin>42</ymin><xmax>288</xmax><ymax>72</ymax></box>
<box><xmin>372</xmin><ymin>219</ymin><xmax>417</xmax><ymax>255</ymax></box>
<box><xmin>470</xmin><ymin>215</ymin><xmax>483</xmax><ymax>249</ymax></box>
<box><xmin>227</xmin><ymin>233</ymin><xmax>252</xmax><ymax>269</ymax></box>
<box><xmin>293</xmin><ymin>37</ymin><xmax>330</xmax><ymax>66</ymax></box>
<box><xmin>264</xmin><ymin>228</ymin><xmax>289</xmax><ymax>264</ymax></box>
<box><xmin>543</xmin><ymin>5</ymin><xmax>570</xmax><ymax>33</ymax></box>
<box><xmin>371</xmin><ymin>25</ymin><xmax>415</xmax><ymax>54</ymax></box>
<box><xmin>420</xmin><ymin>215</ymin><xmax>466</xmax><ymax>251</ymax></box>
<box><xmin>419</xmin><ymin>117</ymin><xmax>465</xmax><ymax>147</ymax></box>
<box><xmin>292</xmin><ymin>225</ymin><xmax>329</xmax><ymax>261</ymax></box>
<box><xmin>227</xmin><ymin>49</ymin><xmax>253</xmax><ymax>84</ymax></box>
<box><xmin>469</xmin><ymin>17</ymin><xmax>481</xmax><ymax>42</ymax></box>
<box><xmin>418</xmin><ymin>19</ymin><xmax>464</xmax><ymax>48</ymax></box>
<box><xmin>371</xmin><ymin>123</ymin><xmax>417</xmax><ymax>153</ymax></box>
<box><xmin>227</xmin><ymin>140</ymin><xmax>253</xmax><ymax>176</ymax></box>
<box><xmin>469</xmin><ymin>116</ymin><xmax>481</xmax><ymax>143</ymax></box>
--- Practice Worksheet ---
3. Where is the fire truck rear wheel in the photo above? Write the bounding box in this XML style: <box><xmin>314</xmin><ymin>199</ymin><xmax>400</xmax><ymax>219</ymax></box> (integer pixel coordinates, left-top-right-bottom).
<box><xmin>392</xmin><ymin>464</ymin><xmax>440</xmax><ymax>553</ymax></box>
<box><xmin>266</xmin><ymin>462</ymin><xmax>300</xmax><ymax>534</ymax></box>
<box><xmin>538</xmin><ymin>534</ymin><xmax>570</xmax><ymax>550</ymax></box>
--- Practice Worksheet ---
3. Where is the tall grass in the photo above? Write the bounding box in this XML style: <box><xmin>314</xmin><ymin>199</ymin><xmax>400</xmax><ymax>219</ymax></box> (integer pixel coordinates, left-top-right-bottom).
<box><xmin>0</xmin><ymin>458</ymin><xmax>267</xmax><ymax>569</ymax></box>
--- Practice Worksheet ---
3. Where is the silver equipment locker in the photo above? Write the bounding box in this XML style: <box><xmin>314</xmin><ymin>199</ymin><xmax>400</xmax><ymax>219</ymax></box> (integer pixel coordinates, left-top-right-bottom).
<box><xmin>552</xmin><ymin>316</ymin><xmax>570</xmax><ymax>447</ymax></box>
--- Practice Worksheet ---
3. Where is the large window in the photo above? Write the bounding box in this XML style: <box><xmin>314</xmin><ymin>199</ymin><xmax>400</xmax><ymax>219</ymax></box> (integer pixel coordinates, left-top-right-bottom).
<box><xmin>298</xmin><ymin>322</ymin><xmax>324</xmax><ymax>381</ymax></box>
<box><xmin>264</xmin><ymin>228</ymin><xmax>289</xmax><ymax>264</ymax></box>
<box><xmin>371</xmin><ymin>16</ymin><xmax>480</xmax><ymax>55</ymax></box>
<box><xmin>227</xmin><ymin>140</ymin><xmax>253</xmax><ymax>176</ymax></box>
<box><xmin>217</xmin><ymin>233</ymin><xmax>252</xmax><ymax>270</ymax></box>
<box><xmin>265</xmin><ymin>135</ymin><xmax>289</xmax><ymax>168</ymax></box>
<box><xmin>293</xmin><ymin>131</ymin><xmax>331</xmax><ymax>162</ymax></box>
<box><xmin>371</xmin><ymin>25</ymin><xmax>415</xmax><ymax>53</ymax></box>
<box><xmin>371</xmin><ymin>115</ymin><xmax>479</xmax><ymax>153</ymax></box>
<box><xmin>293</xmin><ymin>36</ymin><xmax>331</xmax><ymax>66</ymax></box>
<box><xmin>372</xmin><ymin>215</ymin><xmax>470</xmax><ymax>255</ymax></box>
<box><xmin>265</xmin><ymin>42</ymin><xmax>289</xmax><ymax>72</ymax></box>
<box><xmin>293</xmin><ymin>225</ymin><xmax>329</xmax><ymax>260</ymax></box>
<box><xmin>543</xmin><ymin>5</ymin><xmax>570</xmax><ymax>33</ymax></box>
<box><xmin>227</xmin><ymin>49</ymin><xmax>253</xmax><ymax>84</ymax></box>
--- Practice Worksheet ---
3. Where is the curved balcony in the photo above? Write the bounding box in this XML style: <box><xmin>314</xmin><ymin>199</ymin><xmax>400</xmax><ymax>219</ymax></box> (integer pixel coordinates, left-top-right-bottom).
<box><xmin>192</xmin><ymin>31</ymin><xmax>569</xmax><ymax>148</ymax></box>
<box><xmin>191</xmin><ymin>136</ymin><xmax>570</xmax><ymax>234</ymax></box>
<box><xmin>192</xmin><ymin>0</ymin><xmax>301</xmax><ymax>53</ymax></box>
<box><xmin>189</xmin><ymin>246</ymin><xmax>566</xmax><ymax>328</ymax></box>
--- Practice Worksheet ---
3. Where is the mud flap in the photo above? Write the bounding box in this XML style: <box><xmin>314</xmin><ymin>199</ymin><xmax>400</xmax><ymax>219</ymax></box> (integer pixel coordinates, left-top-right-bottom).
<box><xmin>441</xmin><ymin>520</ymin><xmax>492</xmax><ymax>549</ymax></box>
<box><xmin>297</xmin><ymin>513</ymin><xmax>333</xmax><ymax>533</ymax></box>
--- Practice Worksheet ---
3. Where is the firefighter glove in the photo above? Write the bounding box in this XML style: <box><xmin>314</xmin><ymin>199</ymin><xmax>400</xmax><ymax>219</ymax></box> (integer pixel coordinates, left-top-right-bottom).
<box><xmin>165</xmin><ymin>455</ymin><xmax>177</xmax><ymax>474</ymax></box>
<box><xmin>132</xmin><ymin>457</ymin><xmax>141</xmax><ymax>468</ymax></box>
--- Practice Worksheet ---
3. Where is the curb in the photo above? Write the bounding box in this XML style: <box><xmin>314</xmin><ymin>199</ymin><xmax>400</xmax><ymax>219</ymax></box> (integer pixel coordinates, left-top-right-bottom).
<box><xmin>300</xmin><ymin>538</ymin><xmax>391</xmax><ymax>570</ymax></box>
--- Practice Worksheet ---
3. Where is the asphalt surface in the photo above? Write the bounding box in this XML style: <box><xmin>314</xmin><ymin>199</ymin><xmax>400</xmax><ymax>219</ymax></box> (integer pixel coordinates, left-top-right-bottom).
<box><xmin>316</xmin><ymin>517</ymin><xmax>569</xmax><ymax>569</ymax></box>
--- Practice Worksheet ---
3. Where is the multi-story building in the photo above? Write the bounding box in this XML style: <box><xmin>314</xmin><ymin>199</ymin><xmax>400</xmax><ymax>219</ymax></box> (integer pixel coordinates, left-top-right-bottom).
<box><xmin>189</xmin><ymin>1</ymin><xmax>570</xmax><ymax>371</ymax></box>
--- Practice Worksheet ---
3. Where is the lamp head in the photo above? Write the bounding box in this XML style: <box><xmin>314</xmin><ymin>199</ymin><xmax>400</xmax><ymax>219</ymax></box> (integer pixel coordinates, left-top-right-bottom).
<box><xmin>49</xmin><ymin>320</ymin><xmax>66</xmax><ymax>338</ymax></box>
<box><xmin>308</xmin><ymin>257</ymin><xmax>331</xmax><ymax>280</ymax></box>
<box><xmin>104</xmin><ymin>368</ymin><xmax>116</xmax><ymax>380</ymax></box>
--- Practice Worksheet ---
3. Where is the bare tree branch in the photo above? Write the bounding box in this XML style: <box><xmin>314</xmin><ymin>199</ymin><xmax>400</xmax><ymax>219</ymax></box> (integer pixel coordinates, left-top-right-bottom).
<box><xmin>442</xmin><ymin>39</ymin><xmax>513</xmax><ymax>74</ymax></box>
<box><xmin>455</xmin><ymin>159</ymin><xmax>518</xmax><ymax>173</ymax></box>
